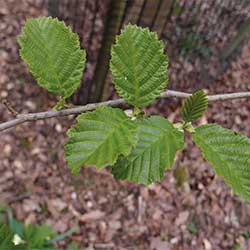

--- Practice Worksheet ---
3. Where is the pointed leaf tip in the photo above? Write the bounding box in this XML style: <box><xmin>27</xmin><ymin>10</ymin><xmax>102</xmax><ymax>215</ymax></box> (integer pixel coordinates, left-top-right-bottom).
<box><xmin>181</xmin><ymin>90</ymin><xmax>208</xmax><ymax>123</ymax></box>
<box><xmin>110</xmin><ymin>24</ymin><xmax>168</xmax><ymax>108</ymax></box>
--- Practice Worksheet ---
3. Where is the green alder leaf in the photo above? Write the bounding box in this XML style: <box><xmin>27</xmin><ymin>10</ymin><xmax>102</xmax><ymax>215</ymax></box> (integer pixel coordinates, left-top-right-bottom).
<box><xmin>111</xmin><ymin>116</ymin><xmax>184</xmax><ymax>185</ymax></box>
<box><xmin>110</xmin><ymin>24</ymin><xmax>168</xmax><ymax>108</ymax></box>
<box><xmin>18</xmin><ymin>17</ymin><xmax>86</xmax><ymax>99</ymax></box>
<box><xmin>181</xmin><ymin>90</ymin><xmax>208</xmax><ymax>123</ymax></box>
<box><xmin>65</xmin><ymin>106</ymin><xmax>137</xmax><ymax>174</ymax></box>
<box><xmin>0</xmin><ymin>223</ymin><xmax>15</xmax><ymax>249</ymax></box>
<box><xmin>193</xmin><ymin>124</ymin><xmax>250</xmax><ymax>201</ymax></box>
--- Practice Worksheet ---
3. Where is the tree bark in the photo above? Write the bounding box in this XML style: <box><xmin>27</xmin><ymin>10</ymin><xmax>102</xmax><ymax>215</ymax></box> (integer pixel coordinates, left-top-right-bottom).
<box><xmin>48</xmin><ymin>0</ymin><xmax>250</xmax><ymax>100</ymax></box>
<box><xmin>48</xmin><ymin>0</ymin><xmax>110</xmax><ymax>104</ymax></box>
<box><xmin>89</xmin><ymin>0</ymin><xmax>126</xmax><ymax>103</ymax></box>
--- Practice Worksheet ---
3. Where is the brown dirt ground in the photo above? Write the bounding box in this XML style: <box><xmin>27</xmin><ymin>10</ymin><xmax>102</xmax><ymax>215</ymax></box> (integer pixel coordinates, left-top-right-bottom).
<box><xmin>1</xmin><ymin>1</ymin><xmax>250</xmax><ymax>249</ymax></box>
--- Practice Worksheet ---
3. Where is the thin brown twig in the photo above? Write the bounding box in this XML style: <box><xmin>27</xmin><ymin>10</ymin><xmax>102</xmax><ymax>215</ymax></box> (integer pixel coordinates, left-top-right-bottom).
<box><xmin>1</xmin><ymin>99</ymin><xmax>18</xmax><ymax>116</ymax></box>
<box><xmin>0</xmin><ymin>89</ymin><xmax>250</xmax><ymax>132</ymax></box>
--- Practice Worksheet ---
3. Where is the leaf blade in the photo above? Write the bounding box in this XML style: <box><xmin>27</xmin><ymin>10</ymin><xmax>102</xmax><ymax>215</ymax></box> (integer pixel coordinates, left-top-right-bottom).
<box><xmin>181</xmin><ymin>90</ymin><xmax>208</xmax><ymax>123</ymax></box>
<box><xmin>18</xmin><ymin>17</ymin><xmax>86</xmax><ymax>99</ymax></box>
<box><xmin>110</xmin><ymin>24</ymin><xmax>168</xmax><ymax>107</ymax></box>
<box><xmin>0</xmin><ymin>223</ymin><xmax>15</xmax><ymax>249</ymax></box>
<box><xmin>193</xmin><ymin>124</ymin><xmax>250</xmax><ymax>201</ymax></box>
<box><xmin>112</xmin><ymin>116</ymin><xmax>184</xmax><ymax>185</ymax></box>
<box><xmin>65</xmin><ymin>106</ymin><xmax>137</xmax><ymax>174</ymax></box>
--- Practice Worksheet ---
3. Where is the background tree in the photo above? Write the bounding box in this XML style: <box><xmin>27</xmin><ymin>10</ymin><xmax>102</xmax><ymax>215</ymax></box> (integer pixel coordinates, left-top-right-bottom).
<box><xmin>48</xmin><ymin>0</ymin><xmax>250</xmax><ymax>104</ymax></box>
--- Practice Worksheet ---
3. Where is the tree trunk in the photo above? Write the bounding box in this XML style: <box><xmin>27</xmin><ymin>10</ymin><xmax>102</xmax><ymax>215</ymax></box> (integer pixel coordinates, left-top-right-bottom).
<box><xmin>48</xmin><ymin>0</ymin><xmax>111</xmax><ymax>104</ymax></box>
<box><xmin>88</xmin><ymin>0</ymin><xmax>126</xmax><ymax>103</ymax></box>
<box><xmin>48</xmin><ymin>0</ymin><xmax>250</xmax><ymax>99</ymax></box>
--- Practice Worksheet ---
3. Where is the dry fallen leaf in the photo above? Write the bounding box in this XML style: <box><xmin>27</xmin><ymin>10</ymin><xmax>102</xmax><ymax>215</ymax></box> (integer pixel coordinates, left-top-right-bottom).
<box><xmin>69</xmin><ymin>205</ymin><xmax>105</xmax><ymax>222</ymax></box>
<box><xmin>150</xmin><ymin>237</ymin><xmax>171</xmax><ymax>250</ymax></box>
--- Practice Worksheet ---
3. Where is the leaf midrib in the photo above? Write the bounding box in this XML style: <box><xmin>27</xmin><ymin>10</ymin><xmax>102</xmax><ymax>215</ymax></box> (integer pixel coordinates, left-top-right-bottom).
<box><xmin>84</xmin><ymin>119</ymin><xmax>129</xmax><ymax>165</ymax></box>
<box><xmin>131</xmin><ymin>35</ymin><xmax>139</xmax><ymax>106</ymax></box>
<box><xmin>130</xmin><ymin>128</ymin><xmax>173</xmax><ymax>178</ymax></box>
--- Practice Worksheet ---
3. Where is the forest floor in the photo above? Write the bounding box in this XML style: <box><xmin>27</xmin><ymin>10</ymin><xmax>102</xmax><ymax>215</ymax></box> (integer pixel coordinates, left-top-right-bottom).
<box><xmin>1</xmin><ymin>1</ymin><xmax>250</xmax><ymax>250</ymax></box>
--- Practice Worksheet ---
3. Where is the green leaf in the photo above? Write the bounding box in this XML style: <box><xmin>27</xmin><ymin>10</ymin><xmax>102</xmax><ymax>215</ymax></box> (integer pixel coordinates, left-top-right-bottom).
<box><xmin>65</xmin><ymin>106</ymin><xmax>137</xmax><ymax>174</ymax></box>
<box><xmin>18</xmin><ymin>17</ymin><xmax>86</xmax><ymax>99</ymax></box>
<box><xmin>110</xmin><ymin>24</ymin><xmax>168</xmax><ymax>108</ymax></box>
<box><xmin>0</xmin><ymin>222</ymin><xmax>15</xmax><ymax>249</ymax></box>
<box><xmin>111</xmin><ymin>116</ymin><xmax>184</xmax><ymax>185</ymax></box>
<box><xmin>7</xmin><ymin>209</ymin><xmax>24</xmax><ymax>238</ymax></box>
<box><xmin>181</xmin><ymin>90</ymin><xmax>208</xmax><ymax>123</ymax></box>
<box><xmin>193</xmin><ymin>124</ymin><xmax>250</xmax><ymax>201</ymax></box>
<box><xmin>24</xmin><ymin>224</ymin><xmax>54</xmax><ymax>250</ymax></box>
<box><xmin>33</xmin><ymin>224</ymin><xmax>54</xmax><ymax>242</ymax></box>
